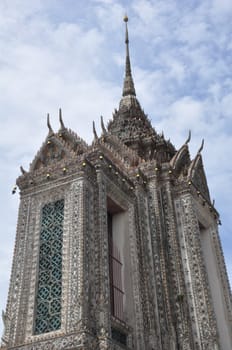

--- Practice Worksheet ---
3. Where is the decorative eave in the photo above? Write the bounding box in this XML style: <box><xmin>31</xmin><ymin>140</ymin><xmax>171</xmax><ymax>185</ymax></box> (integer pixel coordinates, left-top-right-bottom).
<box><xmin>172</xmin><ymin>178</ymin><xmax>219</xmax><ymax>219</ymax></box>
<box><xmin>16</xmin><ymin>155</ymin><xmax>96</xmax><ymax>193</ymax></box>
<box><xmin>98</xmin><ymin>132</ymin><xmax>142</xmax><ymax>167</ymax></box>
<box><xmin>58</xmin><ymin>128</ymin><xmax>89</xmax><ymax>155</ymax></box>
<box><xmin>83</xmin><ymin>149</ymin><xmax>138</xmax><ymax>198</ymax></box>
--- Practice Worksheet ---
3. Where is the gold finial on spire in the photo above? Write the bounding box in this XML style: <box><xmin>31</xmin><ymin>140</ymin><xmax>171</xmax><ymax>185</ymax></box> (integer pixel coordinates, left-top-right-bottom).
<box><xmin>124</xmin><ymin>14</ymin><xmax>129</xmax><ymax>44</ymax></box>
<box><xmin>123</xmin><ymin>14</ymin><xmax>128</xmax><ymax>22</ymax></box>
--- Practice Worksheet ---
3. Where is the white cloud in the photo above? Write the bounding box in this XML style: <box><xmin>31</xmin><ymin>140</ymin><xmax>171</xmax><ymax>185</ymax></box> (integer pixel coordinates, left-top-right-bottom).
<box><xmin>221</xmin><ymin>93</ymin><xmax>232</xmax><ymax>117</ymax></box>
<box><xmin>132</xmin><ymin>0</ymin><xmax>157</xmax><ymax>23</ymax></box>
<box><xmin>170</xmin><ymin>97</ymin><xmax>204</xmax><ymax>127</ymax></box>
<box><xmin>211</xmin><ymin>0</ymin><xmax>232</xmax><ymax>16</ymax></box>
<box><xmin>94</xmin><ymin>1</ymin><xmax>125</xmax><ymax>31</ymax></box>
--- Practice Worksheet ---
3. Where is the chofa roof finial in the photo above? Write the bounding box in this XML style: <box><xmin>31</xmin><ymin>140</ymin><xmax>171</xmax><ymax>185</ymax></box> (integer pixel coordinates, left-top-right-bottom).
<box><xmin>47</xmin><ymin>113</ymin><xmax>54</xmax><ymax>135</ymax></box>
<box><xmin>20</xmin><ymin>166</ymin><xmax>27</xmax><ymax>174</ymax></box>
<box><xmin>93</xmin><ymin>121</ymin><xmax>98</xmax><ymax>140</ymax></box>
<box><xmin>197</xmin><ymin>139</ymin><xmax>204</xmax><ymax>154</ymax></box>
<box><xmin>185</xmin><ymin>130</ymin><xmax>191</xmax><ymax>144</ymax></box>
<box><xmin>59</xmin><ymin>108</ymin><xmax>65</xmax><ymax>130</ymax></box>
<box><xmin>100</xmin><ymin>116</ymin><xmax>107</xmax><ymax>134</ymax></box>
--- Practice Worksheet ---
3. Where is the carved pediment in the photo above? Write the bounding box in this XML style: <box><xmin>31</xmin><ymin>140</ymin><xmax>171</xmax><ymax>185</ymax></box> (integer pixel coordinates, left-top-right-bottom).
<box><xmin>188</xmin><ymin>154</ymin><xmax>210</xmax><ymax>201</ymax></box>
<box><xmin>30</xmin><ymin>135</ymin><xmax>76</xmax><ymax>172</ymax></box>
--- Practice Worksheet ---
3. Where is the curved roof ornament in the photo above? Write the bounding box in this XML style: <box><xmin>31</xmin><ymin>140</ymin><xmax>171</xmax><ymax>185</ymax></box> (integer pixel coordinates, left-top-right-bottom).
<box><xmin>100</xmin><ymin>116</ymin><xmax>107</xmax><ymax>134</ymax></box>
<box><xmin>59</xmin><ymin>108</ymin><xmax>65</xmax><ymax>130</ymax></box>
<box><xmin>185</xmin><ymin>130</ymin><xmax>191</xmax><ymax>145</ymax></box>
<box><xmin>20</xmin><ymin>165</ymin><xmax>27</xmax><ymax>174</ymax></box>
<box><xmin>197</xmin><ymin>139</ymin><xmax>204</xmax><ymax>154</ymax></box>
<box><xmin>47</xmin><ymin>113</ymin><xmax>54</xmax><ymax>135</ymax></box>
<box><xmin>93</xmin><ymin>121</ymin><xmax>98</xmax><ymax>140</ymax></box>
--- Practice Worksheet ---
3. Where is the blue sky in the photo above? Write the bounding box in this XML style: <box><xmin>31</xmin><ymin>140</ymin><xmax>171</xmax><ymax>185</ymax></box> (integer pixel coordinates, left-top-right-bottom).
<box><xmin>0</xmin><ymin>0</ymin><xmax>232</xmax><ymax>337</ymax></box>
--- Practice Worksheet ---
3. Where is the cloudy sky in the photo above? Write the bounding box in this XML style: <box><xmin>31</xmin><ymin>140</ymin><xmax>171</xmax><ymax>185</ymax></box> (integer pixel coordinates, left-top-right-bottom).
<box><xmin>0</xmin><ymin>0</ymin><xmax>232</xmax><ymax>337</ymax></box>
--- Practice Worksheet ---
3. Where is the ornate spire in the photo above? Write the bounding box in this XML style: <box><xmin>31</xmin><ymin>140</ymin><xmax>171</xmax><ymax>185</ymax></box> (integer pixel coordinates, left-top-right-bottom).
<box><xmin>122</xmin><ymin>15</ymin><xmax>136</xmax><ymax>97</ymax></box>
<box><xmin>108</xmin><ymin>15</ymin><xmax>175</xmax><ymax>161</ymax></box>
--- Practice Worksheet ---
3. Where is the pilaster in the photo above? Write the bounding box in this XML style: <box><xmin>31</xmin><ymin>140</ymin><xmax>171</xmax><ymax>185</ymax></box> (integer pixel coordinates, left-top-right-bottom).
<box><xmin>175</xmin><ymin>192</ymin><xmax>220</xmax><ymax>350</ymax></box>
<box><xmin>135</xmin><ymin>184</ymin><xmax>159</xmax><ymax>349</ymax></box>
<box><xmin>148</xmin><ymin>175</ymin><xmax>175</xmax><ymax>350</ymax></box>
<box><xmin>2</xmin><ymin>196</ymin><xmax>31</xmax><ymax>346</ymax></box>
<box><xmin>95</xmin><ymin>169</ymin><xmax>111</xmax><ymax>349</ymax></box>
<box><xmin>161</xmin><ymin>181</ymin><xmax>193</xmax><ymax>349</ymax></box>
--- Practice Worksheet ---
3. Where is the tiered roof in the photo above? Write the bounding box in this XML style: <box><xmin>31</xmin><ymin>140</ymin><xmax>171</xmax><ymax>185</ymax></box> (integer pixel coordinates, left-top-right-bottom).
<box><xmin>107</xmin><ymin>16</ymin><xmax>175</xmax><ymax>162</ymax></box>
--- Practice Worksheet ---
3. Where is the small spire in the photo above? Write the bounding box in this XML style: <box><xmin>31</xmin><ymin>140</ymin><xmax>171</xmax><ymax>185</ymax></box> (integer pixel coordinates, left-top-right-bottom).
<box><xmin>122</xmin><ymin>15</ymin><xmax>136</xmax><ymax>97</ymax></box>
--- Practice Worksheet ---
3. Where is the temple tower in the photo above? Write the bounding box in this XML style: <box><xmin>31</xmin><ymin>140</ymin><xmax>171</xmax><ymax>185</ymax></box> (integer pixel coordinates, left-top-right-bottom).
<box><xmin>1</xmin><ymin>17</ymin><xmax>232</xmax><ymax>350</ymax></box>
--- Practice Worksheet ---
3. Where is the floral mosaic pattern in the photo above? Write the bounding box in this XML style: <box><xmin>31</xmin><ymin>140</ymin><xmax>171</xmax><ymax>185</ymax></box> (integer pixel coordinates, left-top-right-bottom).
<box><xmin>34</xmin><ymin>199</ymin><xmax>64</xmax><ymax>334</ymax></box>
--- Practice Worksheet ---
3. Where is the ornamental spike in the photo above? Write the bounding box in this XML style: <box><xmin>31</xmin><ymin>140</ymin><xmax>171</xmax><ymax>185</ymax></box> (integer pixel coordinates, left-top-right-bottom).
<box><xmin>100</xmin><ymin>116</ymin><xmax>107</xmax><ymax>134</ymax></box>
<box><xmin>93</xmin><ymin>121</ymin><xmax>98</xmax><ymax>140</ymax></box>
<box><xmin>47</xmin><ymin>113</ymin><xmax>54</xmax><ymax>135</ymax></box>
<box><xmin>185</xmin><ymin>130</ymin><xmax>191</xmax><ymax>144</ymax></box>
<box><xmin>59</xmin><ymin>108</ymin><xmax>65</xmax><ymax>130</ymax></box>
<box><xmin>20</xmin><ymin>165</ymin><xmax>27</xmax><ymax>174</ymax></box>
<box><xmin>197</xmin><ymin>139</ymin><xmax>204</xmax><ymax>154</ymax></box>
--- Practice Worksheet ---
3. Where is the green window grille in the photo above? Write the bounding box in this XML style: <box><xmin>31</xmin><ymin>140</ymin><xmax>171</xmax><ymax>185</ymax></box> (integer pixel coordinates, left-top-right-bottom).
<box><xmin>34</xmin><ymin>199</ymin><xmax>64</xmax><ymax>334</ymax></box>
